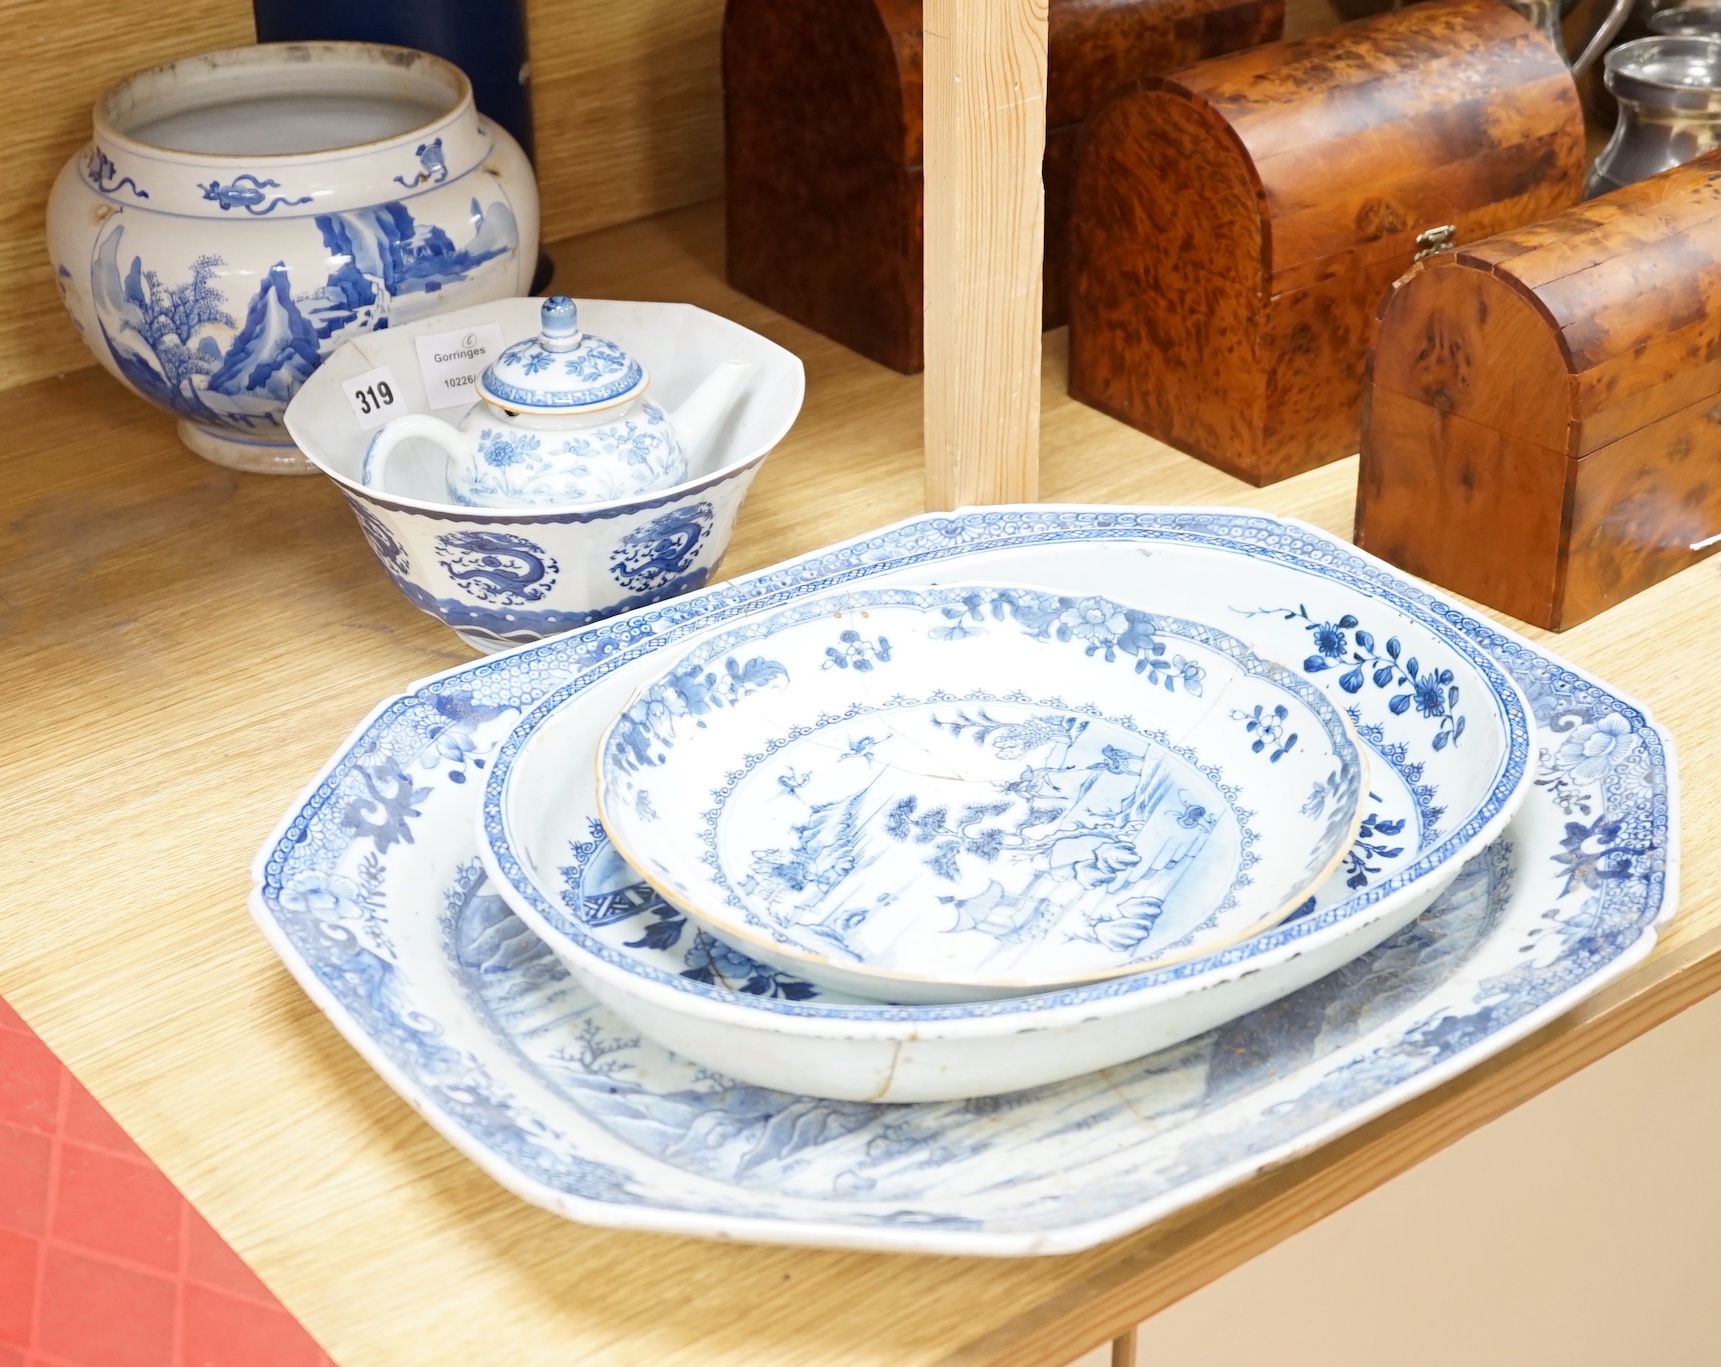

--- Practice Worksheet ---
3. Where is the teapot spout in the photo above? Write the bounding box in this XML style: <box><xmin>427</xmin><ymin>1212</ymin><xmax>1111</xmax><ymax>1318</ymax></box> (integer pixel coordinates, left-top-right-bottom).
<box><xmin>669</xmin><ymin>360</ymin><xmax>751</xmax><ymax>471</ymax></box>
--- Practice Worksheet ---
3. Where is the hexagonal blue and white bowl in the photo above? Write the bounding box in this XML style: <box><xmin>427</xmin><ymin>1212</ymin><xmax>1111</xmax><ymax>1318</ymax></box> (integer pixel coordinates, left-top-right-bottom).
<box><xmin>285</xmin><ymin>296</ymin><xmax>805</xmax><ymax>652</ymax></box>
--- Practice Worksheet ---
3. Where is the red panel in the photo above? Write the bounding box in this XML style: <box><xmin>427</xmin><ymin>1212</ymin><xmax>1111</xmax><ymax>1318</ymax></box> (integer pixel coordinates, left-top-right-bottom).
<box><xmin>64</xmin><ymin>1078</ymin><xmax>147</xmax><ymax>1160</ymax></box>
<box><xmin>53</xmin><ymin>1144</ymin><xmax>182</xmax><ymax>1273</ymax></box>
<box><xmin>0</xmin><ymin>994</ymin><xmax>337</xmax><ymax>1367</ymax></box>
<box><xmin>182</xmin><ymin>1287</ymin><xmax>323</xmax><ymax>1367</ymax></box>
<box><xmin>0</xmin><ymin>1228</ymin><xmax>37</xmax><ymax>1348</ymax></box>
<box><xmin>186</xmin><ymin>1211</ymin><xmax>275</xmax><ymax>1305</ymax></box>
<box><xmin>0</xmin><ymin>1125</ymin><xmax>52</xmax><ymax>1236</ymax></box>
<box><xmin>0</xmin><ymin>1030</ymin><xmax>61</xmax><ymax>1135</ymax></box>
<box><xmin>38</xmin><ymin>1248</ymin><xmax>177</xmax><ymax>1367</ymax></box>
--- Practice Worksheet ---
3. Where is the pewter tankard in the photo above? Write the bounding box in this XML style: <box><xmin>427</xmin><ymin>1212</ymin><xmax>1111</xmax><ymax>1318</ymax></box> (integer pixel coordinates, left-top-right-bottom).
<box><xmin>1587</xmin><ymin>35</ymin><xmax>1721</xmax><ymax>194</ymax></box>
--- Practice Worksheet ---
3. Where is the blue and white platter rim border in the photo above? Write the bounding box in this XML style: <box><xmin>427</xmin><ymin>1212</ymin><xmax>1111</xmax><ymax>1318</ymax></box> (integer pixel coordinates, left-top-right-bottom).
<box><xmin>249</xmin><ymin>505</ymin><xmax>1679</xmax><ymax>1255</ymax></box>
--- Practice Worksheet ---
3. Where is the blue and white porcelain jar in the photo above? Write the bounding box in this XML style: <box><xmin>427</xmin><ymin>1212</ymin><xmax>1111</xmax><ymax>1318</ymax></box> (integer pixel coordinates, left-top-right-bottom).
<box><xmin>46</xmin><ymin>43</ymin><xmax>539</xmax><ymax>474</ymax></box>
<box><xmin>359</xmin><ymin>296</ymin><xmax>749</xmax><ymax>508</ymax></box>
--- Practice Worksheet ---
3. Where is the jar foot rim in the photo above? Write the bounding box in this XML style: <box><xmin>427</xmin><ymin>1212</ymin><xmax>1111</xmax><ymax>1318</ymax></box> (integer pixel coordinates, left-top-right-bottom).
<box><xmin>177</xmin><ymin>421</ymin><xmax>317</xmax><ymax>476</ymax></box>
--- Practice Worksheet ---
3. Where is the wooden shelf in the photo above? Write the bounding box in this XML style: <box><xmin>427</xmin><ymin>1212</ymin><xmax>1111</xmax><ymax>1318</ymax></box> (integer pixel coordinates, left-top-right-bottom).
<box><xmin>1</xmin><ymin>198</ymin><xmax>1714</xmax><ymax>1367</ymax></box>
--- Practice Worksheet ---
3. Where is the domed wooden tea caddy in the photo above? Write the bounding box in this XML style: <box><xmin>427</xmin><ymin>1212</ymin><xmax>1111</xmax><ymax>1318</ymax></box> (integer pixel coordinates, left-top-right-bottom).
<box><xmin>1359</xmin><ymin>151</ymin><xmax>1721</xmax><ymax>630</ymax></box>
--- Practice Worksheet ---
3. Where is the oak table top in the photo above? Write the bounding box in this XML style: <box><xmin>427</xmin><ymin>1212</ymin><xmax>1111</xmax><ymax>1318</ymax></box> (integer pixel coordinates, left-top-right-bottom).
<box><xmin>2</xmin><ymin>200</ymin><xmax>1715</xmax><ymax>1367</ymax></box>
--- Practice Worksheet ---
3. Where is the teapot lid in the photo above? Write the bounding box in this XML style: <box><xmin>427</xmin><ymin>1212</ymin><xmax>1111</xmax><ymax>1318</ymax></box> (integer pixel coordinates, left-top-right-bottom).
<box><xmin>478</xmin><ymin>297</ymin><xmax>648</xmax><ymax>413</ymax></box>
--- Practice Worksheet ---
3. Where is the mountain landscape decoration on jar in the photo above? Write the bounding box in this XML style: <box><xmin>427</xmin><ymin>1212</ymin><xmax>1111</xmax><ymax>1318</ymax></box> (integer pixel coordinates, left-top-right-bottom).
<box><xmin>90</xmin><ymin>199</ymin><xmax>518</xmax><ymax>441</ymax></box>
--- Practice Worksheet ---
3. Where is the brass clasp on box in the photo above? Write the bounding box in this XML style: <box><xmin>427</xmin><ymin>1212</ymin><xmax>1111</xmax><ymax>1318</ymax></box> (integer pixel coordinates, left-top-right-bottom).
<box><xmin>1414</xmin><ymin>224</ymin><xmax>1457</xmax><ymax>260</ymax></box>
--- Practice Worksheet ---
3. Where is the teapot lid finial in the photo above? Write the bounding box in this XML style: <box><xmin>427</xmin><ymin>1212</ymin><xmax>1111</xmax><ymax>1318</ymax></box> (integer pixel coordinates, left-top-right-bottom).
<box><xmin>478</xmin><ymin>298</ymin><xmax>648</xmax><ymax>413</ymax></box>
<box><xmin>539</xmin><ymin>296</ymin><xmax>581</xmax><ymax>352</ymax></box>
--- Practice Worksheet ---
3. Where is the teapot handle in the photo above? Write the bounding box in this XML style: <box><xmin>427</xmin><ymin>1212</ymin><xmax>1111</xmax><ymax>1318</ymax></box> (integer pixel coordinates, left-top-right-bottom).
<box><xmin>362</xmin><ymin>414</ymin><xmax>468</xmax><ymax>497</ymax></box>
<box><xmin>1571</xmin><ymin>0</ymin><xmax>1632</xmax><ymax>77</ymax></box>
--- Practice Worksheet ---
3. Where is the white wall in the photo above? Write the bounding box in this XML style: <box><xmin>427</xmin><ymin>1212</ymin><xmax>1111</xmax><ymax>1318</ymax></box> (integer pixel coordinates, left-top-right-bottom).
<box><xmin>1070</xmin><ymin>989</ymin><xmax>1721</xmax><ymax>1367</ymax></box>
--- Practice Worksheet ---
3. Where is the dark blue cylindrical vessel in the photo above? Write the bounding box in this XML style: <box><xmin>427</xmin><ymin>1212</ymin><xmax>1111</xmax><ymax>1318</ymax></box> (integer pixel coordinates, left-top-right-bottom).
<box><xmin>253</xmin><ymin>0</ymin><xmax>536</xmax><ymax>162</ymax></box>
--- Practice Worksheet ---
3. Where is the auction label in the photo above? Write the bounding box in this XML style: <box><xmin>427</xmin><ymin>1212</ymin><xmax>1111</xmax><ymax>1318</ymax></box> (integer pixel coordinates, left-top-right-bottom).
<box><xmin>341</xmin><ymin>365</ymin><xmax>403</xmax><ymax>431</ymax></box>
<box><xmin>414</xmin><ymin>323</ymin><xmax>505</xmax><ymax>410</ymax></box>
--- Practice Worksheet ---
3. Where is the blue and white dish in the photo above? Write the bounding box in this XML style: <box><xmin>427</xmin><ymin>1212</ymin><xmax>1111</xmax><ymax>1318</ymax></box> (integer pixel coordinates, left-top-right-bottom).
<box><xmin>284</xmin><ymin>296</ymin><xmax>804</xmax><ymax>652</ymax></box>
<box><xmin>481</xmin><ymin>644</ymin><xmax>1449</xmax><ymax>1099</ymax></box>
<box><xmin>596</xmin><ymin>585</ymin><xmax>1367</xmax><ymax>1001</ymax></box>
<box><xmin>47</xmin><ymin>43</ymin><xmax>539</xmax><ymax>474</ymax></box>
<box><xmin>359</xmin><ymin>297</ymin><xmax>753</xmax><ymax>509</ymax></box>
<box><xmin>484</xmin><ymin>532</ymin><xmax>1525</xmax><ymax>1099</ymax></box>
<box><xmin>252</xmin><ymin>506</ymin><xmax>1674</xmax><ymax>1254</ymax></box>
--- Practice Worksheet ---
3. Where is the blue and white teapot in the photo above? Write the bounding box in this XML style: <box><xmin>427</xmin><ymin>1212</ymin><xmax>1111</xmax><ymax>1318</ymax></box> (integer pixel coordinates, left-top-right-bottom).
<box><xmin>363</xmin><ymin>296</ymin><xmax>749</xmax><ymax>507</ymax></box>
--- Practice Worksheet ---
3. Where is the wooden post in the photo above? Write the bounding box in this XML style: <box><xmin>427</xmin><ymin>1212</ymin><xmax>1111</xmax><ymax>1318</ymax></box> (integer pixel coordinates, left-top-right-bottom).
<box><xmin>1112</xmin><ymin>1328</ymin><xmax>1138</xmax><ymax>1367</ymax></box>
<box><xmin>922</xmin><ymin>0</ymin><xmax>1049</xmax><ymax>510</ymax></box>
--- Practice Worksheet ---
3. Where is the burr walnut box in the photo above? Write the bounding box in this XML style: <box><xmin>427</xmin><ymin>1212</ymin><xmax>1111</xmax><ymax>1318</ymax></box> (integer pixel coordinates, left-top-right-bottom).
<box><xmin>1358</xmin><ymin>153</ymin><xmax>1721</xmax><ymax>632</ymax></box>
<box><xmin>722</xmin><ymin>0</ymin><xmax>1283</xmax><ymax>374</ymax></box>
<box><xmin>1066</xmin><ymin>0</ymin><xmax>1587</xmax><ymax>486</ymax></box>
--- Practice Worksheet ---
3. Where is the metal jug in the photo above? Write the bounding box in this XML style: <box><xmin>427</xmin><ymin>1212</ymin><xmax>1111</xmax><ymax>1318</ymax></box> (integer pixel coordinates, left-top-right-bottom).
<box><xmin>1328</xmin><ymin>0</ymin><xmax>1629</xmax><ymax>66</ymax></box>
<box><xmin>1587</xmin><ymin>35</ymin><xmax>1721</xmax><ymax>195</ymax></box>
<box><xmin>1649</xmin><ymin>2</ymin><xmax>1721</xmax><ymax>32</ymax></box>
<box><xmin>1498</xmin><ymin>0</ymin><xmax>1634</xmax><ymax>72</ymax></box>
